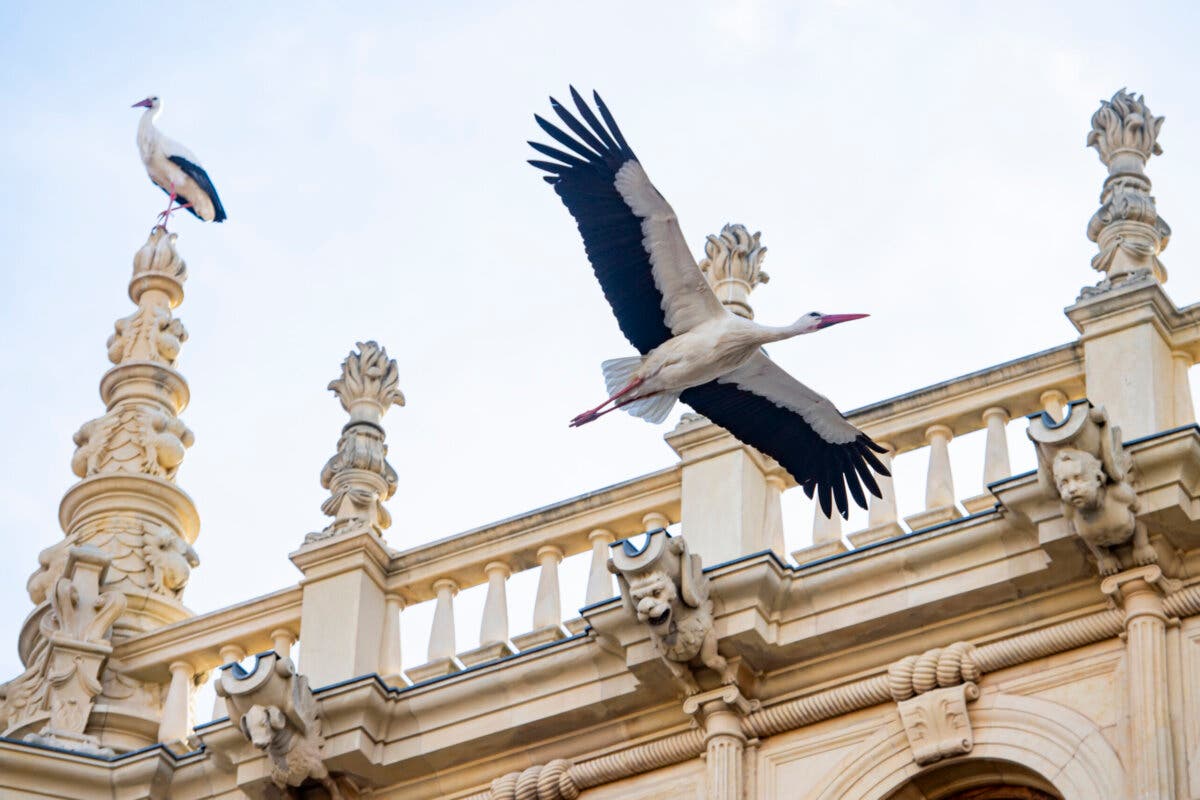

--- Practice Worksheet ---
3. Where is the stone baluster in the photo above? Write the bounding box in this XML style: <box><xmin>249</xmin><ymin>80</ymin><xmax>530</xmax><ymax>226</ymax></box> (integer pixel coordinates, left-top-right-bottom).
<box><xmin>158</xmin><ymin>660</ymin><xmax>195</xmax><ymax>748</ymax></box>
<box><xmin>795</xmin><ymin>506</ymin><xmax>846</xmax><ymax>563</ymax></box>
<box><xmin>963</xmin><ymin>408</ymin><xmax>1012</xmax><ymax>514</ymax></box>
<box><xmin>761</xmin><ymin>473</ymin><xmax>787</xmax><ymax>556</ymax></box>
<box><xmin>407</xmin><ymin>578</ymin><xmax>461</xmax><ymax>682</ymax></box>
<box><xmin>1173</xmin><ymin>351</ymin><xmax>1195</xmax><ymax>425</ymax></box>
<box><xmin>585</xmin><ymin>529</ymin><xmax>615</xmax><ymax>605</ymax></box>
<box><xmin>212</xmin><ymin>644</ymin><xmax>246</xmax><ymax>718</ymax></box>
<box><xmin>1101</xmin><ymin>567</ymin><xmax>1177</xmax><ymax>799</ymax></box>
<box><xmin>642</xmin><ymin>511</ymin><xmax>670</xmax><ymax>531</ymax></box>
<box><xmin>1040</xmin><ymin>389</ymin><xmax>1068</xmax><ymax>422</ymax></box>
<box><xmin>462</xmin><ymin>563</ymin><xmax>514</xmax><ymax>666</ymax></box>
<box><xmin>379</xmin><ymin>593</ymin><xmax>406</xmax><ymax>684</ymax></box>
<box><xmin>270</xmin><ymin>628</ymin><xmax>297</xmax><ymax>659</ymax></box>
<box><xmin>849</xmin><ymin>442</ymin><xmax>903</xmax><ymax>547</ymax></box>
<box><xmin>905</xmin><ymin>425</ymin><xmax>961</xmax><ymax>530</ymax></box>
<box><xmin>514</xmin><ymin>547</ymin><xmax>568</xmax><ymax>650</ymax></box>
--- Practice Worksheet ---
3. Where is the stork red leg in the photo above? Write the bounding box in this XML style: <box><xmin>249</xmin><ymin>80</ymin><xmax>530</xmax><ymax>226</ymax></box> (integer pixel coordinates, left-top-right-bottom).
<box><xmin>569</xmin><ymin>378</ymin><xmax>646</xmax><ymax>427</ymax></box>
<box><xmin>157</xmin><ymin>182</ymin><xmax>179</xmax><ymax>229</ymax></box>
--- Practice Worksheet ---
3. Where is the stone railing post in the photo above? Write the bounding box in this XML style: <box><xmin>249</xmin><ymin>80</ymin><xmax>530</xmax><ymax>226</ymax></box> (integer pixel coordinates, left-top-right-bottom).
<box><xmin>849</xmin><ymin>442</ymin><xmax>902</xmax><ymax>547</ymax></box>
<box><xmin>212</xmin><ymin>644</ymin><xmax>246</xmax><ymax>718</ymax></box>
<box><xmin>270</xmin><ymin>628</ymin><xmax>297</xmax><ymax>659</ymax></box>
<box><xmin>408</xmin><ymin>578</ymin><xmax>461</xmax><ymax>682</ymax></box>
<box><xmin>905</xmin><ymin>425</ymin><xmax>961</xmax><ymax>530</ymax></box>
<box><xmin>963</xmin><ymin>408</ymin><xmax>1012</xmax><ymax>514</ymax></box>
<box><xmin>379</xmin><ymin>592</ymin><xmax>406</xmax><ymax>685</ymax></box>
<box><xmin>1102</xmin><ymin>566</ymin><xmax>1177</xmax><ymax>799</ymax></box>
<box><xmin>1172</xmin><ymin>351</ymin><xmax>1195</xmax><ymax>425</ymax></box>
<box><xmin>513</xmin><ymin>546</ymin><xmax>568</xmax><ymax>650</ymax></box>
<box><xmin>585</xmin><ymin>529</ymin><xmax>615</xmax><ymax>605</ymax></box>
<box><xmin>158</xmin><ymin>660</ymin><xmax>195</xmax><ymax>748</ymax></box>
<box><xmin>462</xmin><ymin>563</ymin><xmax>514</xmax><ymax>666</ymax></box>
<box><xmin>794</xmin><ymin>506</ymin><xmax>845</xmax><ymax>562</ymax></box>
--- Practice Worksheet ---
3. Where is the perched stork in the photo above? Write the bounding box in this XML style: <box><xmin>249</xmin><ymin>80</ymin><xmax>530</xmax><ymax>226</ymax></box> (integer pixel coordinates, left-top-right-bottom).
<box><xmin>529</xmin><ymin>88</ymin><xmax>888</xmax><ymax>519</ymax></box>
<box><xmin>132</xmin><ymin>96</ymin><xmax>226</xmax><ymax>227</ymax></box>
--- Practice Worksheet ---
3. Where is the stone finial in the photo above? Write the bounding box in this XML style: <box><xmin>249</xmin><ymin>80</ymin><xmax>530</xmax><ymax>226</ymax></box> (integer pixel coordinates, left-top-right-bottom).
<box><xmin>699</xmin><ymin>224</ymin><xmax>769</xmax><ymax>319</ymax></box>
<box><xmin>307</xmin><ymin>341</ymin><xmax>403</xmax><ymax>543</ymax></box>
<box><xmin>608</xmin><ymin>530</ymin><xmax>735</xmax><ymax>695</ymax></box>
<box><xmin>328</xmin><ymin>340</ymin><xmax>405</xmax><ymax>423</ymax></box>
<box><xmin>1028</xmin><ymin>401</ymin><xmax>1156</xmax><ymax>575</ymax></box>
<box><xmin>215</xmin><ymin>652</ymin><xmax>348</xmax><ymax>799</ymax></box>
<box><xmin>1084</xmin><ymin>90</ymin><xmax>1170</xmax><ymax>288</ymax></box>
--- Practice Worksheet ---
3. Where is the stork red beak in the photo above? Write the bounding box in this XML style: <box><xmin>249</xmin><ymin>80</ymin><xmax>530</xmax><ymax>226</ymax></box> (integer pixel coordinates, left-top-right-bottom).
<box><xmin>131</xmin><ymin>98</ymin><xmax>153</xmax><ymax>109</ymax></box>
<box><xmin>816</xmin><ymin>313</ymin><xmax>869</xmax><ymax>330</ymax></box>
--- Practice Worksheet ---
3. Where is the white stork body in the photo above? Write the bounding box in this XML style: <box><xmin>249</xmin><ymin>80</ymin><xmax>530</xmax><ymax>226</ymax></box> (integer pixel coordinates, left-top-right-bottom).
<box><xmin>530</xmin><ymin>89</ymin><xmax>888</xmax><ymax>518</ymax></box>
<box><xmin>133</xmin><ymin>96</ymin><xmax>226</xmax><ymax>224</ymax></box>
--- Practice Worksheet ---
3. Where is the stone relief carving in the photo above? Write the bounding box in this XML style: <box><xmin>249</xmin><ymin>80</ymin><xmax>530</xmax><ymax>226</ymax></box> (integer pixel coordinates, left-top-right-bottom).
<box><xmin>1029</xmin><ymin>401</ymin><xmax>1155</xmax><ymax>576</ymax></box>
<box><xmin>888</xmin><ymin>642</ymin><xmax>980</xmax><ymax>766</ymax></box>
<box><xmin>0</xmin><ymin>547</ymin><xmax>125</xmax><ymax>753</ymax></box>
<box><xmin>307</xmin><ymin>341</ymin><xmax>404</xmax><ymax>544</ymax></box>
<box><xmin>142</xmin><ymin>526</ymin><xmax>200</xmax><ymax>594</ymax></box>
<box><xmin>609</xmin><ymin>530</ymin><xmax>735</xmax><ymax>695</ymax></box>
<box><xmin>71</xmin><ymin>405</ymin><xmax>194</xmax><ymax>479</ymax></box>
<box><xmin>215</xmin><ymin>651</ymin><xmax>349</xmax><ymax>799</ymax></box>
<box><xmin>107</xmin><ymin>306</ymin><xmax>188</xmax><ymax>365</ymax></box>
<box><xmin>1084</xmin><ymin>89</ymin><xmax>1170</xmax><ymax>289</ymax></box>
<box><xmin>698</xmin><ymin>223</ymin><xmax>768</xmax><ymax>320</ymax></box>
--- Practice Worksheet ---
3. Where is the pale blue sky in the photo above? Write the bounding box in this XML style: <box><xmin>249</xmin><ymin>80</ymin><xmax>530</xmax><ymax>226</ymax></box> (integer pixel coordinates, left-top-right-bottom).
<box><xmin>3</xmin><ymin>2</ymin><xmax>1200</xmax><ymax>691</ymax></box>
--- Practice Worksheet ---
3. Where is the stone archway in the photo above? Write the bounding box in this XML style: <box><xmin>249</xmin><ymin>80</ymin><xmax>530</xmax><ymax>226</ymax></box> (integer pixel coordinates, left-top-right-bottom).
<box><xmin>810</xmin><ymin>693</ymin><xmax>1124</xmax><ymax>800</ymax></box>
<box><xmin>945</xmin><ymin>789</ymin><xmax>1057</xmax><ymax>800</ymax></box>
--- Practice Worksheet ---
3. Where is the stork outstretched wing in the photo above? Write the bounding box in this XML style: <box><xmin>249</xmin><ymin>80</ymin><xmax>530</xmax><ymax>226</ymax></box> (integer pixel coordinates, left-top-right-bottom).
<box><xmin>682</xmin><ymin>352</ymin><xmax>888</xmax><ymax>519</ymax></box>
<box><xmin>529</xmin><ymin>88</ymin><xmax>725</xmax><ymax>354</ymax></box>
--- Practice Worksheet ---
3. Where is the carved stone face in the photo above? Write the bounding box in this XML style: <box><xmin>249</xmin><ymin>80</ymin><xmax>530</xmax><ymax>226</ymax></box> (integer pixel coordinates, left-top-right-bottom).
<box><xmin>629</xmin><ymin>572</ymin><xmax>678</xmax><ymax>634</ymax></box>
<box><xmin>240</xmin><ymin>704</ymin><xmax>285</xmax><ymax>749</ymax></box>
<box><xmin>1052</xmin><ymin>450</ymin><xmax>1105</xmax><ymax>509</ymax></box>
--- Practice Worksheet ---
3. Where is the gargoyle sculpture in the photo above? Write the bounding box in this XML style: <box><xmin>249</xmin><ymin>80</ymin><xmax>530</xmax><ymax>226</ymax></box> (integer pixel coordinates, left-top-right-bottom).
<box><xmin>608</xmin><ymin>530</ymin><xmax>735</xmax><ymax>695</ymax></box>
<box><xmin>215</xmin><ymin>651</ymin><xmax>344</xmax><ymax>800</ymax></box>
<box><xmin>1029</xmin><ymin>400</ymin><xmax>1155</xmax><ymax>575</ymax></box>
<box><xmin>142</xmin><ymin>526</ymin><xmax>199</xmax><ymax>595</ymax></box>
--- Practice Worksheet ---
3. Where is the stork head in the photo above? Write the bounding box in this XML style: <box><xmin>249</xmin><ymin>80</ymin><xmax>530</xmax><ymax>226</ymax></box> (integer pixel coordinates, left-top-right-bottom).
<box><xmin>131</xmin><ymin>95</ymin><xmax>160</xmax><ymax>110</ymax></box>
<box><xmin>795</xmin><ymin>312</ymin><xmax>869</xmax><ymax>334</ymax></box>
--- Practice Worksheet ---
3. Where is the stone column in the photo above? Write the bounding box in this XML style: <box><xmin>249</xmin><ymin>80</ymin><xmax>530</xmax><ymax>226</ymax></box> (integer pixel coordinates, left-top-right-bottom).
<box><xmin>513</xmin><ymin>547</ymin><xmax>568</xmax><ymax>650</ymax></box>
<box><xmin>379</xmin><ymin>592</ymin><xmax>406</xmax><ymax>685</ymax></box>
<box><xmin>683</xmin><ymin>687</ymin><xmax>758</xmax><ymax>800</ymax></box>
<box><xmin>1102</xmin><ymin>566</ymin><xmax>1177</xmax><ymax>799</ymax></box>
<box><xmin>462</xmin><ymin>563</ymin><xmax>514</xmax><ymax>666</ymax></box>
<box><xmin>408</xmin><ymin>579</ymin><xmax>462</xmax><ymax>682</ymax></box>
<box><xmin>212</xmin><ymin>644</ymin><xmax>246</xmax><ymax>718</ymax></box>
<box><xmin>158</xmin><ymin>661</ymin><xmax>194</xmax><ymax>749</ymax></box>
<box><xmin>291</xmin><ymin>342</ymin><xmax>404</xmax><ymax>688</ymax></box>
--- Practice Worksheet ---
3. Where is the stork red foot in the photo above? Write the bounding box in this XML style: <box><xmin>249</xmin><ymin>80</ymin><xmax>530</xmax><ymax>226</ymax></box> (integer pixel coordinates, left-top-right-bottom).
<box><xmin>570</xmin><ymin>378</ymin><xmax>644</xmax><ymax>427</ymax></box>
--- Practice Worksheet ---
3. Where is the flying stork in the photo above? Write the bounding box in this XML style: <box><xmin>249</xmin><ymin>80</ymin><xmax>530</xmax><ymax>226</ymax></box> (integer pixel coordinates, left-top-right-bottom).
<box><xmin>132</xmin><ymin>96</ymin><xmax>226</xmax><ymax>227</ymax></box>
<box><xmin>529</xmin><ymin>88</ymin><xmax>888</xmax><ymax>519</ymax></box>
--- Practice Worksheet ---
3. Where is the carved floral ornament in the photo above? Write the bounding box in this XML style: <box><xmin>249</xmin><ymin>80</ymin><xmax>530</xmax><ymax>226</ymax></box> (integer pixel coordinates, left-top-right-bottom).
<box><xmin>71</xmin><ymin>405</ymin><xmax>194</xmax><ymax>480</ymax></box>
<box><xmin>1087</xmin><ymin>89</ymin><xmax>1164</xmax><ymax>166</ymax></box>
<box><xmin>698</xmin><ymin>223</ymin><xmax>768</xmax><ymax>319</ymax></box>
<box><xmin>887</xmin><ymin>642</ymin><xmax>981</xmax><ymax>766</ymax></box>
<box><xmin>329</xmin><ymin>341</ymin><xmax>405</xmax><ymax>419</ymax></box>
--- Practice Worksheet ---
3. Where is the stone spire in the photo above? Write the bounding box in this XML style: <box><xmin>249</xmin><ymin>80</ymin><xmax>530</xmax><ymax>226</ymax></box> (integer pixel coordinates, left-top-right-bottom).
<box><xmin>306</xmin><ymin>341</ymin><xmax>404</xmax><ymax>543</ymax></box>
<box><xmin>699</xmin><ymin>224</ymin><xmax>769</xmax><ymax>319</ymax></box>
<box><xmin>1085</xmin><ymin>89</ymin><xmax>1170</xmax><ymax>289</ymax></box>
<box><xmin>2</xmin><ymin>227</ymin><xmax>201</xmax><ymax>753</ymax></box>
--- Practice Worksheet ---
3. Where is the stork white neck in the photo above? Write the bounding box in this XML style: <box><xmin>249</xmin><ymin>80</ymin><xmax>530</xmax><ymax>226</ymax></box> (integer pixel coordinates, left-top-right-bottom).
<box><xmin>136</xmin><ymin>105</ymin><xmax>162</xmax><ymax>163</ymax></box>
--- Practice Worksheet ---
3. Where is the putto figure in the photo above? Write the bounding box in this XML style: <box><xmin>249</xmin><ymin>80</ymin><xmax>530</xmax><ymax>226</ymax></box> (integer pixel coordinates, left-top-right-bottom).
<box><xmin>609</xmin><ymin>529</ymin><xmax>735</xmax><ymax>695</ymax></box>
<box><xmin>1030</xmin><ymin>401</ymin><xmax>1156</xmax><ymax>575</ymax></box>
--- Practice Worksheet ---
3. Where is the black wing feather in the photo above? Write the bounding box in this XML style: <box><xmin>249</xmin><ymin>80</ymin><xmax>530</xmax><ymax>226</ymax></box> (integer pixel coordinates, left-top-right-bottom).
<box><xmin>680</xmin><ymin>380</ymin><xmax>888</xmax><ymax>519</ymax></box>
<box><xmin>530</xmin><ymin>88</ymin><xmax>672</xmax><ymax>354</ymax></box>
<box><xmin>166</xmin><ymin>156</ymin><xmax>227</xmax><ymax>222</ymax></box>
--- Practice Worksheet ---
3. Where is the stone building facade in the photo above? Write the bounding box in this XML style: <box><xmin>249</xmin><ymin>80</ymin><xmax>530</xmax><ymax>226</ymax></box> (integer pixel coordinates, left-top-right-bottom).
<box><xmin>2</xmin><ymin>90</ymin><xmax>1198</xmax><ymax>799</ymax></box>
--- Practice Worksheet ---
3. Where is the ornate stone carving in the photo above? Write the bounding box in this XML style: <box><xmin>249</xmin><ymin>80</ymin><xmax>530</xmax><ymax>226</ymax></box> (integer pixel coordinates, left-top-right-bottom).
<box><xmin>132</xmin><ymin>225</ymin><xmax>188</xmax><ymax>281</ymax></box>
<box><xmin>0</xmin><ymin>547</ymin><xmax>125</xmax><ymax>752</ymax></box>
<box><xmin>698</xmin><ymin>223</ymin><xmax>768</xmax><ymax>319</ymax></box>
<box><xmin>887</xmin><ymin>642</ymin><xmax>980</xmax><ymax>766</ymax></box>
<box><xmin>107</xmin><ymin>306</ymin><xmax>188</xmax><ymax>365</ymax></box>
<box><xmin>307</xmin><ymin>341</ymin><xmax>404</xmax><ymax>543</ymax></box>
<box><xmin>895</xmin><ymin>683</ymin><xmax>978</xmax><ymax>766</ymax></box>
<box><xmin>1084</xmin><ymin>90</ymin><xmax>1169</xmax><ymax>288</ymax></box>
<box><xmin>608</xmin><ymin>530</ymin><xmax>735</xmax><ymax>695</ymax></box>
<box><xmin>215</xmin><ymin>651</ymin><xmax>347</xmax><ymax>799</ymax></box>
<box><xmin>1029</xmin><ymin>401</ymin><xmax>1155</xmax><ymax>575</ymax></box>
<box><xmin>71</xmin><ymin>405</ymin><xmax>194</xmax><ymax>479</ymax></box>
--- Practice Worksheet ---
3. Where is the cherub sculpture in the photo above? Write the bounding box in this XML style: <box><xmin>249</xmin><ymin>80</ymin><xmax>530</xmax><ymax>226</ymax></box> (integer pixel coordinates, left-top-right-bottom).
<box><xmin>609</xmin><ymin>530</ymin><xmax>735</xmax><ymax>695</ymax></box>
<box><xmin>1030</xmin><ymin>401</ymin><xmax>1155</xmax><ymax>576</ymax></box>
